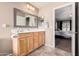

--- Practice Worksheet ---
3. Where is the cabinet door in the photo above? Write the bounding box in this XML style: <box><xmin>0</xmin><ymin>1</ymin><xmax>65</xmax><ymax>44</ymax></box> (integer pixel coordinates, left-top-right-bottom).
<box><xmin>34</xmin><ymin>32</ymin><xmax>39</xmax><ymax>49</ymax></box>
<box><xmin>19</xmin><ymin>37</ymin><xmax>28</xmax><ymax>55</ymax></box>
<box><xmin>38</xmin><ymin>32</ymin><xmax>45</xmax><ymax>46</ymax></box>
<box><xmin>25</xmin><ymin>38</ymin><xmax>29</xmax><ymax>55</ymax></box>
<box><xmin>27</xmin><ymin>37</ymin><xmax>33</xmax><ymax>52</ymax></box>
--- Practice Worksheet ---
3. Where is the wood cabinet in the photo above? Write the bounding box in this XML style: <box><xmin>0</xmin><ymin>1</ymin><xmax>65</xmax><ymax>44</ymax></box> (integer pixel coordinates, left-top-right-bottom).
<box><xmin>13</xmin><ymin>31</ymin><xmax>45</xmax><ymax>56</ymax></box>
<box><xmin>27</xmin><ymin>37</ymin><xmax>34</xmax><ymax>52</ymax></box>
<box><xmin>19</xmin><ymin>37</ymin><xmax>28</xmax><ymax>55</ymax></box>
<box><xmin>38</xmin><ymin>32</ymin><xmax>45</xmax><ymax>46</ymax></box>
<box><xmin>34</xmin><ymin>32</ymin><xmax>39</xmax><ymax>49</ymax></box>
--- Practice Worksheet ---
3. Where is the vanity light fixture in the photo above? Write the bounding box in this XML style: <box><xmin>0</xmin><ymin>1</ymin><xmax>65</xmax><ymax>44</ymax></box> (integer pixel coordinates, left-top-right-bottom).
<box><xmin>26</xmin><ymin>4</ymin><xmax>35</xmax><ymax>11</ymax></box>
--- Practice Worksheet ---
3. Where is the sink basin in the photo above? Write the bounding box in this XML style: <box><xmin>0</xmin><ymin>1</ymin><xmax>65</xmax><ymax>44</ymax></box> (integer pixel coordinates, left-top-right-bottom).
<box><xmin>11</xmin><ymin>33</ymin><xmax>18</xmax><ymax>39</ymax></box>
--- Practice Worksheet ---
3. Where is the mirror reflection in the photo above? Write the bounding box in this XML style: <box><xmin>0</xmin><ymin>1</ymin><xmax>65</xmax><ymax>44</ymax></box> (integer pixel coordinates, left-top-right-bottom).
<box><xmin>14</xmin><ymin>8</ymin><xmax>38</xmax><ymax>27</ymax></box>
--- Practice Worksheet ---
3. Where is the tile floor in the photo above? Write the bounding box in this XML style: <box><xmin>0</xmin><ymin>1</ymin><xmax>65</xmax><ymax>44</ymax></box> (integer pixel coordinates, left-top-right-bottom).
<box><xmin>55</xmin><ymin>38</ymin><xmax>71</xmax><ymax>52</ymax></box>
<box><xmin>0</xmin><ymin>46</ymin><xmax>72</xmax><ymax>56</ymax></box>
<box><xmin>28</xmin><ymin>46</ymin><xmax>72</xmax><ymax>56</ymax></box>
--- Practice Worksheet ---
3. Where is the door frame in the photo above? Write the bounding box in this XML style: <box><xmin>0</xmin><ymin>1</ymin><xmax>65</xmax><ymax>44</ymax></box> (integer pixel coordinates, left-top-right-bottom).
<box><xmin>75</xmin><ymin>2</ymin><xmax>79</xmax><ymax>56</ymax></box>
<box><xmin>52</xmin><ymin>3</ymin><xmax>75</xmax><ymax>56</ymax></box>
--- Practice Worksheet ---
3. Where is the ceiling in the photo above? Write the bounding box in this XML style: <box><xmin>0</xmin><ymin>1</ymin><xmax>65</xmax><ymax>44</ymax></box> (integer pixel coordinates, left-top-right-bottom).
<box><xmin>30</xmin><ymin>2</ymin><xmax>51</xmax><ymax>9</ymax></box>
<box><xmin>30</xmin><ymin>2</ymin><xmax>69</xmax><ymax>9</ymax></box>
<box><xmin>55</xmin><ymin>5</ymin><xmax>72</xmax><ymax>20</ymax></box>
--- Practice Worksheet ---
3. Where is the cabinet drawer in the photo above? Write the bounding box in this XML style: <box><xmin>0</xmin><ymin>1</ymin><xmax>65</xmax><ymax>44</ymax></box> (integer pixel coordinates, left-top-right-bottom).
<box><xmin>19</xmin><ymin>32</ymin><xmax>33</xmax><ymax>37</ymax></box>
<box><xmin>34</xmin><ymin>32</ymin><xmax>38</xmax><ymax>37</ymax></box>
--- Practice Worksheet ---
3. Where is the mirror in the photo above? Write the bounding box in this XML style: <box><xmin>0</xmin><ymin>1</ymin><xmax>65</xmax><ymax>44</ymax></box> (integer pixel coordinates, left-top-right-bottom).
<box><xmin>25</xmin><ymin>14</ymin><xmax>38</xmax><ymax>27</ymax></box>
<box><xmin>14</xmin><ymin>8</ymin><xmax>38</xmax><ymax>28</ymax></box>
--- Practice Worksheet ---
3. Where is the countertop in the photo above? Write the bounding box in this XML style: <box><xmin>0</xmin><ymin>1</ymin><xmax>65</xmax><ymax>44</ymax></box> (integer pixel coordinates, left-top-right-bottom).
<box><xmin>11</xmin><ymin>28</ymin><xmax>45</xmax><ymax>39</ymax></box>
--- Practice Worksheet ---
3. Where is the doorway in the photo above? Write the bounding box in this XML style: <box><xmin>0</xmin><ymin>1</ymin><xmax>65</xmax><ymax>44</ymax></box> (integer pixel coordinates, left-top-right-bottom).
<box><xmin>53</xmin><ymin>3</ymin><xmax>75</xmax><ymax>56</ymax></box>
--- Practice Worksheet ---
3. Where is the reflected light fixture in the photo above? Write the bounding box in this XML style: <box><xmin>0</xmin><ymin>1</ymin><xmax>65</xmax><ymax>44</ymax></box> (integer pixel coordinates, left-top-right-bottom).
<box><xmin>41</xmin><ymin>16</ymin><xmax>44</xmax><ymax>19</ymax></box>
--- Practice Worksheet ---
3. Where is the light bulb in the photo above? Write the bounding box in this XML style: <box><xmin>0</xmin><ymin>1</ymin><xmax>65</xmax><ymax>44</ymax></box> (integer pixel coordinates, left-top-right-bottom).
<box><xmin>27</xmin><ymin>4</ymin><xmax>30</xmax><ymax>8</ymax></box>
<box><xmin>32</xmin><ymin>8</ymin><xmax>35</xmax><ymax>11</ymax></box>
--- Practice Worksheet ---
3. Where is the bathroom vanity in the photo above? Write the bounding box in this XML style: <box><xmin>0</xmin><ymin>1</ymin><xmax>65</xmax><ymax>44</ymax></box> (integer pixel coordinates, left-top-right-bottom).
<box><xmin>12</xmin><ymin>8</ymin><xmax>46</xmax><ymax>56</ymax></box>
<box><xmin>12</xmin><ymin>31</ymin><xmax>45</xmax><ymax>56</ymax></box>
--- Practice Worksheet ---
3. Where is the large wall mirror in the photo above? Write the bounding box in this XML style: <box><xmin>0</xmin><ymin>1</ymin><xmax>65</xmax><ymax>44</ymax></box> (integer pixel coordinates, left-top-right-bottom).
<box><xmin>14</xmin><ymin>8</ymin><xmax>38</xmax><ymax>28</ymax></box>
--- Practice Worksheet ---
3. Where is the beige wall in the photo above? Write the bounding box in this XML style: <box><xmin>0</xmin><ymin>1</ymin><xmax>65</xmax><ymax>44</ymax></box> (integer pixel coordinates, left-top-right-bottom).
<box><xmin>0</xmin><ymin>2</ymin><xmax>38</xmax><ymax>39</ymax></box>
<box><xmin>0</xmin><ymin>2</ymin><xmax>38</xmax><ymax>53</ymax></box>
<box><xmin>38</xmin><ymin>2</ymin><xmax>69</xmax><ymax>47</ymax></box>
